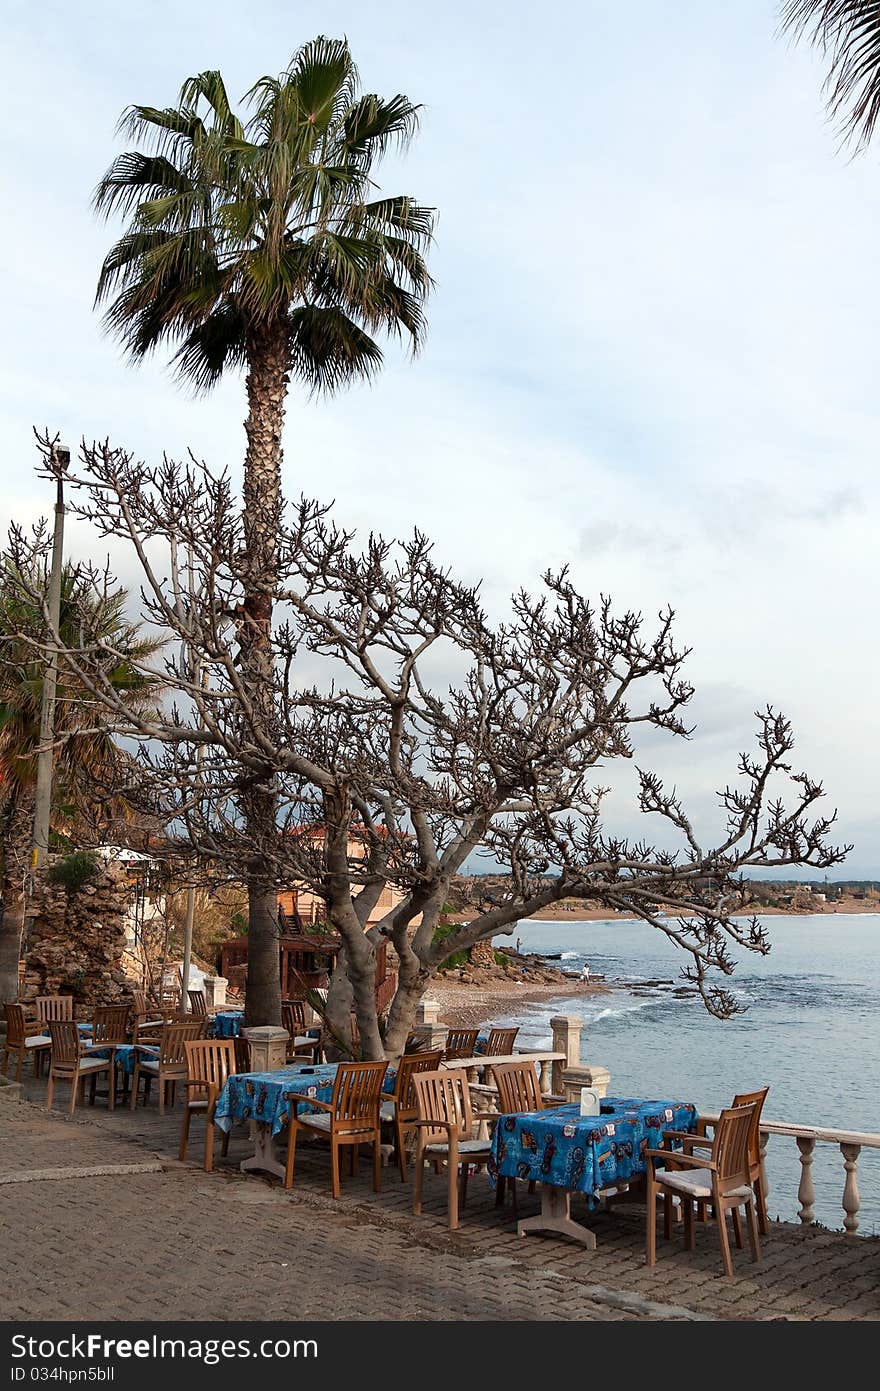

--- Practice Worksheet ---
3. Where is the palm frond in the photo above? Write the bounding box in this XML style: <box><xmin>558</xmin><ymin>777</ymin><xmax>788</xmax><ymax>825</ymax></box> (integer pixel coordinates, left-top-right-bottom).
<box><xmin>781</xmin><ymin>0</ymin><xmax>880</xmax><ymax>146</ymax></box>
<box><xmin>288</xmin><ymin>304</ymin><xmax>383</xmax><ymax>393</ymax></box>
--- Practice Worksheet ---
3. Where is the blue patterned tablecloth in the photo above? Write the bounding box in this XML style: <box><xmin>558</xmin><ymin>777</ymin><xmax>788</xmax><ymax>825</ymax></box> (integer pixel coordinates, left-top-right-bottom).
<box><xmin>85</xmin><ymin>1042</ymin><xmax>158</xmax><ymax>1075</ymax></box>
<box><xmin>209</xmin><ymin>1011</ymin><xmax>245</xmax><ymax>1038</ymax></box>
<box><xmin>489</xmin><ymin>1096</ymin><xmax>698</xmax><ymax>1204</ymax></box>
<box><xmin>214</xmin><ymin>1062</ymin><xmax>396</xmax><ymax>1135</ymax></box>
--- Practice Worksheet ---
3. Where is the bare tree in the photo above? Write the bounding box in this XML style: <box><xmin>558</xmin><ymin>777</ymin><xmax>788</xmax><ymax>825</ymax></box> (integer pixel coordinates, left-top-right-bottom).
<box><xmin>8</xmin><ymin>434</ymin><xmax>848</xmax><ymax>1047</ymax></box>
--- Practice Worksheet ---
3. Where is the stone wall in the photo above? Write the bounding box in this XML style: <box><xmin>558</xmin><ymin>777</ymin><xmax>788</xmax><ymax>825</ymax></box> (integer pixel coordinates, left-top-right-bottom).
<box><xmin>21</xmin><ymin>862</ymin><xmax>135</xmax><ymax>1006</ymax></box>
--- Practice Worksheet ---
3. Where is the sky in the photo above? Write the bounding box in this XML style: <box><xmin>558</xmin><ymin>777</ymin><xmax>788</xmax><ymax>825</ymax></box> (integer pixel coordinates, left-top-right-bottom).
<box><xmin>1</xmin><ymin>0</ymin><xmax>877</xmax><ymax>876</ymax></box>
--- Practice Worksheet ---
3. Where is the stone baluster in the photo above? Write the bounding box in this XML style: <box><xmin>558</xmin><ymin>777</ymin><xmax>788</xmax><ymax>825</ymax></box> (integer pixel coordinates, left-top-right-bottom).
<box><xmin>202</xmin><ymin>976</ymin><xmax>227</xmax><ymax>1011</ymax></box>
<box><xmin>840</xmin><ymin>1142</ymin><xmax>861</xmax><ymax>1235</ymax></box>
<box><xmin>242</xmin><ymin>1026</ymin><xmax>289</xmax><ymax>1072</ymax></box>
<box><xmin>550</xmin><ymin>1015</ymin><xmax>582</xmax><ymax>1094</ymax></box>
<box><xmin>796</xmin><ymin>1136</ymin><xmax>816</xmax><ymax>1224</ymax></box>
<box><xmin>411</xmin><ymin>999</ymin><xmax>448</xmax><ymax>1053</ymax></box>
<box><xmin>759</xmin><ymin>1130</ymin><xmax>770</xmax><ymax>1212</ymax></box>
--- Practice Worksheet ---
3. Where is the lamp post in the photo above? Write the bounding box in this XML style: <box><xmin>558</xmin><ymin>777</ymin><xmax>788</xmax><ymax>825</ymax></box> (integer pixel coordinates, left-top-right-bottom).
<box><xmin>31</xmin><ymin>442</ymin><xmax>70</xmax><ymax>871</ymax></box>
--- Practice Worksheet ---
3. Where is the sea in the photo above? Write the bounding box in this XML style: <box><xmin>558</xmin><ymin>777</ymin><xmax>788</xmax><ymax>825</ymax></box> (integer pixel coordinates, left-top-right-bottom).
<box><xmin>496</xmin><ymin>913</ymin><xmax>880</xmax><ymax>1234</ymax></box>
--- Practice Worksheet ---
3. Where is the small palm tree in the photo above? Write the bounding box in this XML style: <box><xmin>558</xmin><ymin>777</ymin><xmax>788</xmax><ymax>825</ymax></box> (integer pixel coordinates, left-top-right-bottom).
<box><xmin>0</xmin><ymin>562</ymin><xmax>162</xmax><ymax>1005</ymax></box>
<box><xmin>93</xmin><ymin>36</ymin><xmax>433</xmax><ymax>1025</ymax></box>
<box><xmin>781</xmin><ymin>2</ymin><xmax>880</xmax><ymax>148</ymax></box>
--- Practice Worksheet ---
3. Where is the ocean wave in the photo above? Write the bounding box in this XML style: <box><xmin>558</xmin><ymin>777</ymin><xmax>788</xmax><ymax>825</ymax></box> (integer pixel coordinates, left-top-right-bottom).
<box><xmin>560</xmin><ymin>951</ymin><xmax>581</xmax><ymax>960</ymax></box>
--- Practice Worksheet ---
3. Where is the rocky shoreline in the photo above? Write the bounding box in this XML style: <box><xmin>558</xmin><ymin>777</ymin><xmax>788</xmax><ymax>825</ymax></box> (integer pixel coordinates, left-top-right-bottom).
<box><xmin>429</xmin><ymin>946</ymin><xmax>611</xmax><ymax>1028</ymax></box>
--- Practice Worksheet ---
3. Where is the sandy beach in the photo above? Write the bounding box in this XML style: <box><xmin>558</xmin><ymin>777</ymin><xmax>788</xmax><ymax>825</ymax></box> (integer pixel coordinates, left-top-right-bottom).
<box><xmin>429</xmin><ymin>972</ymin><xmax>609</xmax><ymax>1028</ymax></box>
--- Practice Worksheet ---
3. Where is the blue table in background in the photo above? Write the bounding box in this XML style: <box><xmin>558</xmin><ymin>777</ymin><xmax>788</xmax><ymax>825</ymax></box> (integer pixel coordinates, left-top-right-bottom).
<box><xmin>209</xmin><ymin>1011</ymin><xmax>244</xmax><ymax>1038</ymax></box>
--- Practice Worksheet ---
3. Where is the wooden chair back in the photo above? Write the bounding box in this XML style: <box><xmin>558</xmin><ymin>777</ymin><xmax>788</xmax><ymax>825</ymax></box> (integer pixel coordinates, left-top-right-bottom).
<box><xmin>485</xmin><ymin>1027</ymin><xmax>519</xmax><ymax>1056</ymax></box>
<box><xmin>188</xmin><ymin>990</ymin><xmax>208</xmax><ymax>1017</ymax></box>
<box><xmin>92</xmin><ymin>1005</ymin><xmax>129</xmax><ymax>1044</ymax></box>
<box><xmin>132</xmin><ymin>989</ymin><xmax>149</xmax><ymax>1015</ymax></box>
<box><xmin>731</xmin><ymin>1086</ymin><xmax>770</xmax><ymax>1171</ymax></box>
<box><xmin>48</xmin><ymin>1019</ymin><xmax>81</xmax><ymax>1068</ymax></box>
<box><xmin>714</xmin><ymin>1104</ymin><xmax>759</xmax><ymax>1192</ymax></box>
<box><xmin>443</xmin><ymin>1028</ymin><xmax>479</xmax><ymax>1060</ymax></box>
<box><xmin>157</xmin><ymin>1021</ymin><xmax>204</xmax><ymax>1067</ymax></box>
<box><xmin>184</xmin><ymin>1039</ymin><xmax>236</xmax><ymax>1091</ymax></box>
<box><xmin>35</xmin><ymin>995</ymin><xmax>74</xmax><ymax>1022</ymax></box>
<box><xmin>330</xmin><ymin>1061</ymin><xmax>388</xmax><ymax>1125</ymax></box>
<box><xmin>491</xmin><ymin>1059</ymin><xmax>544</xmax><ymax>1114</ymax></box>
<box><xmin>412</xmin><ymin>1068</ymin><xmax>475</xmax><ymax>1145</ymax></box>
<box><xmin>5</xmin><ymin>1003</ymin><xmax>27</xmax><ymax>1049</ymax></box>
<box><xmin>393</xmin><ymin>1050</ymin><xmax>443</xmax><ymax>1111</ymax></box>
<box><xmin>233</xmin><ymin>1035</ymin><xmax>251</xmax><ymax>1074</ymax></box>
<box><xmin>281</xmin><ymin>1000</ymin><xmax>307</xmax><ymax>1035</ymax></box>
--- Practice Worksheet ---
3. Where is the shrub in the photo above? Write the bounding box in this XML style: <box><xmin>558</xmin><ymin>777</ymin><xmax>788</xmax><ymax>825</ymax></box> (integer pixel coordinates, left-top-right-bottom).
<box><xmin>47</xmin><ymin>852</ymin><xmax>100</xmax><ymax>893</ymax></box>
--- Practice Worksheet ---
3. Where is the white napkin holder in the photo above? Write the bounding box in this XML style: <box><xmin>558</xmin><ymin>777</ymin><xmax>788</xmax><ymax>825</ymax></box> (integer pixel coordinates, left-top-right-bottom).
<box><xmin>579</xmin><ymin>1087</ymin><xmax>600</xmax><ymax>1116</ymax></box>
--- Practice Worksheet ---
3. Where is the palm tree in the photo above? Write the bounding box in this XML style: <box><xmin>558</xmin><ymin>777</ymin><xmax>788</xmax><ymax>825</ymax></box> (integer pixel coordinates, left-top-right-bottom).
<box><xmin>93</xmin><ymin>36</ymin><xmax>433</xmax><ymax>1026</ymax></box>
<box><xmin>0</xmin><ymin>562</ymin><xmax>161</xmax><ymax>1005</ymax></box>
<box><xmin>781</xmin><ymin>2</ymin><xmax>880</xmax><ymax>148</ymax></box>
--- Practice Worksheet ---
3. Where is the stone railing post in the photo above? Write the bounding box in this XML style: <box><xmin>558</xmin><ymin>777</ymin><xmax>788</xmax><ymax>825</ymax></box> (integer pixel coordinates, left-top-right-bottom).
<box><xmin>243</xmin><ymin>1026</ymin><xmax>289</xmax><ymax>1072</ymax></box>
<box><xmin>796</xmin><ymin>1136</ymin><xmax>816</xmax><ymax>1224</ymax></box>
<box><xmin>550</xmin><ymin>1015</ymin><xmax>582</xmax><ymax>1094</ymax></box>
<box><xmin>841</xmin><ymin>1142</ymin><xmax>861</xmax><ymax>1235</ymax></box>
<box><xmin>410</xmin><ymin>999</ymin><xmax>448</xmax><ymax>1052</ymax></box>
<box><xmin>559</xmin><ymin>1064</ymin><xmax>612</xmax><ymax>1103</ymax></box>
<box><xmin>202</xmin><ymin>976</ymin><xmax>227</xmax><ymax>1011</ymax></box>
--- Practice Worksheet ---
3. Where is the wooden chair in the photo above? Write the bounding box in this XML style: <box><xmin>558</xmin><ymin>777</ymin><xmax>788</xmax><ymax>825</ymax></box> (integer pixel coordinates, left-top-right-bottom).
<box><xmin>188</xmin><ymin>989</ymin><xmax>208</xmax><ymax>1017</ymax></box>
<box><xmin>133</xmin><ymin>1004</ymin><xmax>184</xmax><ymax>1045</ymax></box>
<box><xmin>2</xmin><ymin>1003</ymin><xmax>51</xmax><ymax>1080</ymax></box>
<box><xmin>34</xmin><ymin>995</ymin><xmax>74</xmax><ymax>1024</ymax></box>
<box><xmin>668</xmin><ymin>1086</ymin><xmax>770</xmax><ymax>1235</ymax></box>
<box><xmin>283</xmin><ymin>1060</ymin><xmax>388</xmax><ymax>1198</ymax></box>
<box><xmin>490</xmin><ymin>1059</ymin><xmax>567</xmax><ymax>1113</ymax></box>
<box><xmin>45</xmin><ymin>1020</ymin><xmax>115</xmax><ymax>1115</ymax></box>
<box><xmin>233</xmin><ymin>1035</ymin><xmax>251</xmax><ymax>1075</ymax></box>
<box><xmin>645</xmin><ymin>1102</ymin><xmax>761</xmax><ymax>1278</ymax></box>
<box><xmin>130</xmin><ymin>1020</ymin><xmax>204</xmax><ymax>1113</ymax></box>
<box><xmin>379</xmin><ymin>1050</ymin><xmax>443</xmax><ymax>1181</ymax></box>
<box><xmin>411</xmin><ymin>1068</ymin><xmax>496</xmax><ymax>1230</ymax></box>
<box><xmin>443</xmin><ymin>1028</ymin><xmax>479</xmax><ymax>1061</ymax></box>
<box><xmin>179</xmin><ymin>1039</ymin><xmax>236</xmax><ymax>1172</ymax></box>
<box><xmin>484</xmin><ymin>1027</ymin><xmax>519</xmax><ymax>1055</ymax></box>
<box><xmin>91</xmin><ymin>1005</ymin><xmax>130</xmax><ymax>1044</ymax></box>
<box><xmin>281</xmin><ymin>1000</ymin><xmax>318</xmax><ymax>1062</ymax></box>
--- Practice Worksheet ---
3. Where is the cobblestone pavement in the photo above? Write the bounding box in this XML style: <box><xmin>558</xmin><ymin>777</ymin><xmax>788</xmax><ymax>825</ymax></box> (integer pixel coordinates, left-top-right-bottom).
<box><xmin>2</xmin><ymin>1082</ymin><xmax>878</xmax><ymax>1322</ymax></box>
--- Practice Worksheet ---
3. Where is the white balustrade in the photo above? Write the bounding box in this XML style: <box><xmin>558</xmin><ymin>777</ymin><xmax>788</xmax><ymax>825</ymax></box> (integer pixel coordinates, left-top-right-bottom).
<box><xmin>701</xmin><ymin>1112</ymin><xmax>880</xmax><ymax>1236</ymax></box>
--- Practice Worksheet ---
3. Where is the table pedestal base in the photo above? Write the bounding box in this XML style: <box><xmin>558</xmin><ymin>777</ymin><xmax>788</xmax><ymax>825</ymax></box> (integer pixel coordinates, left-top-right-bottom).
<box><xmin>517</xmin><ymin>1184</ymin><xmax>598</xmax><ymax>1249</ymax></box>
<box><xmin>240</xmin><ymin>1123</ymin><xmax>287</xmax><ymax>1181</ymax></box>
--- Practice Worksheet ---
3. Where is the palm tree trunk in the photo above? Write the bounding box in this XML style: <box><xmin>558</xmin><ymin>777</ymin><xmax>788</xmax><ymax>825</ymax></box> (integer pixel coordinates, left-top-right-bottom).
<box><xmin>0</xmin><ymin>791</ymin><xmax>35</xmax><ymax>1007</ymax></box>
<box><xmin>239</xmin><ymin>317</ymin><xmax>290</xmax><ymax>1028</ymax></box>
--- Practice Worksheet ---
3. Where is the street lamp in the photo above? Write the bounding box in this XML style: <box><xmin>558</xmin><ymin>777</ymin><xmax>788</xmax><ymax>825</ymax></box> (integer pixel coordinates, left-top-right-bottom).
<box><xmin>31</xmin><ymin>441</ymin><xmax>71</xmax><ymax>871</ymax></box>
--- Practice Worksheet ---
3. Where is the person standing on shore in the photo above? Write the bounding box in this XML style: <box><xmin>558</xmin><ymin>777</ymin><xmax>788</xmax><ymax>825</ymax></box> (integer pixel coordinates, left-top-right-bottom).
<box><xmin>581</xmin><ymin>964</ymin><xmax>591</xmax><ymax>982</ymax></box>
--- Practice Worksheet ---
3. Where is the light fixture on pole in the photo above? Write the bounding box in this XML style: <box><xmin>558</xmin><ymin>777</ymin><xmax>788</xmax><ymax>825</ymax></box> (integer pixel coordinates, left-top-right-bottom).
<box><xmin>31</xmin><ymin>441</ymin><xmax>71</xmax><ymax>872</ymax></box>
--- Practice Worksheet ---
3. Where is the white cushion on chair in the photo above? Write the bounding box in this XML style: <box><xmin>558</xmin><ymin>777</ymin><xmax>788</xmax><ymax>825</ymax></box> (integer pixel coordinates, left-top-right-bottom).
<box><xmin>654</xmin><ymin>1167</ymin><xmax>753</xmax><ymax>1202</ymax></box>
<box><xmin>296</xmin><ymin>1112</ymin><xmax>375</xmax><ymax>1135</ymax></box>
<box><xmin>26</xmin><ymin>1036</ymin><xmax>51</xmax><ymax>1048</ymax></box>
<box><xmin>138</xmin><ymin>1059</ymin><xmax>160</xmax><ymax>1073</ymax></box>
<box><xmin>75</xmin><ymin>1057</ymin><xmax>111</xmax><ymax>1073</ymax></box>
<box><xmin>425</xmin><ymin>1139</ymin><xmax>492</xmax><ymax>1156</ymax></box>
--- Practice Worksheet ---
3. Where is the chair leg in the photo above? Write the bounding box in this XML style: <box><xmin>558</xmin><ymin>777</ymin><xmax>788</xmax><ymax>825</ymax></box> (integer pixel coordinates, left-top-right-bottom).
<box><xmin>179</xmin><ymin>1104</ymin><xmax>192</xmax><ymax>1161</ymax></box>
<box><xmin>460</xmin><ymin>1162</ymin><xmax>469</xmax><ymax>1210</ymax></box>
<box><xmin>447</xmin><ymin>1157</ymin><xmax>459</xmax><ymax>1231</ymax></box>
<box><xmin>745</xmin><ymin>1199</ymin><xmax>761</xmax><ymax>1263</ymax></box>
<box><xmin>221</xmin><ymin>1128</ymin><xmax>230</xmax><ymax>1157</ymax></box>
<box><xmin>158</xmin><ymin>1078</ymin><xmax>165</xmax><ymax>1116</ymax></box>
<box><xmin>372</xmin><ymin>1132</ymin><xmax>381</xmax><ymax>1193</ymax></box>
<box><xmin>108</xmin><ymin>1064</ymin><xmax>115</xmax><ymax>1113</ymax></box>
<box><xmin>716</xmin><ymin>1204</ymin><xmax>734</xmax><ymax>1278</ymax></box>
<box><xmin>204</xmin><ymin>1120</ymin><xmax>214</xmax><ymax>1174</ymax></box>
<box><xmin>646</xmin><ymin>1171</ymin><xmax>657</xmax><ymax>1266</ymax></box>
<box><xmin>754</xmin><ymin>1175</ymin><xmax>768</xmax><ymax>1236</ymax></box>
<box><xmin>731</xmin><ymin>1206</ymin><xmax>743</xmax><ymax>1249</ymax></box>
<box><xmin>284</xmin><ymin>1121</ymin><xmax>298</xmax><ymax>1189</ymax></box>
<box><xmin>683</xmin><ymin>1199</ymin><xmax>695</xmax><ymax>1251</ymax></box>
<box><xmin>89</xmin><ymin>1073</ymin><xmax>97</xmax><ymax>1106</ymax></box>
<box><xmin>130</xmin><ymin>1066</ymin><xmax>139</xmax><ymax>1110</ymax></box>
<box><xmin>663</xmin><ymin>1194</ymin><xmax>673</xmax><ymax>1241</ymax></box>
<box><xmin>396</xmin><ymin>1119</ymin><xmax>407</xmax><ymax>1183</ymax></box>
<box><xmin>331</xmin><ymin>1137</ymin><xmax>341</xmax><ymax>1199</ymax></box>
<box><xmin>46</xmin><ymin>1070</ymin><xmax>54</xmax><ymax>1111</ymax></box>
<box><xmin>69</xmin><ymin>1075</ymin><xmax>78</xmax><ymax>1115</ymax></box>
<box><xmin>16</xmin><ymin>1050</ymin><xmax>23</xmax><ymax>1082</ymax></box>
<box><xmin>413</xmin><ymin>1146</ymin><xmax>424</xmax><ymax>1215</ymax></box>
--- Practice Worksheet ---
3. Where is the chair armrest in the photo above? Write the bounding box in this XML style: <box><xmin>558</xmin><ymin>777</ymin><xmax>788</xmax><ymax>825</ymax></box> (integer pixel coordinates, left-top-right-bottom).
<box><xmin>412</xmin><ymin>1119</ymin><xmax>457</xmax><ymax>1135</ymax></box>
<box><xmin>663</xmin><ymin>1130</ymin><xmax>712</xmax><ymax>1150</ymax></box>
<box><xmin>473</xmin><ymin>1111</ymin><xmax>500</xmax><ymax>1123</ymax></box>
<box><xmin>543</xmin><ymin>1095</ymin><xmax>569</xmax><ymax>1107</ymax></box>
<box><xmin>644</xmin><ymin>1147</ymin><xmax>717</xmax><ymax>1170</ymax></box>
<box><xmin>284</xmin><ymin>1092</ymin><xmax>333</xmax><ymax>1111</ymax></box>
